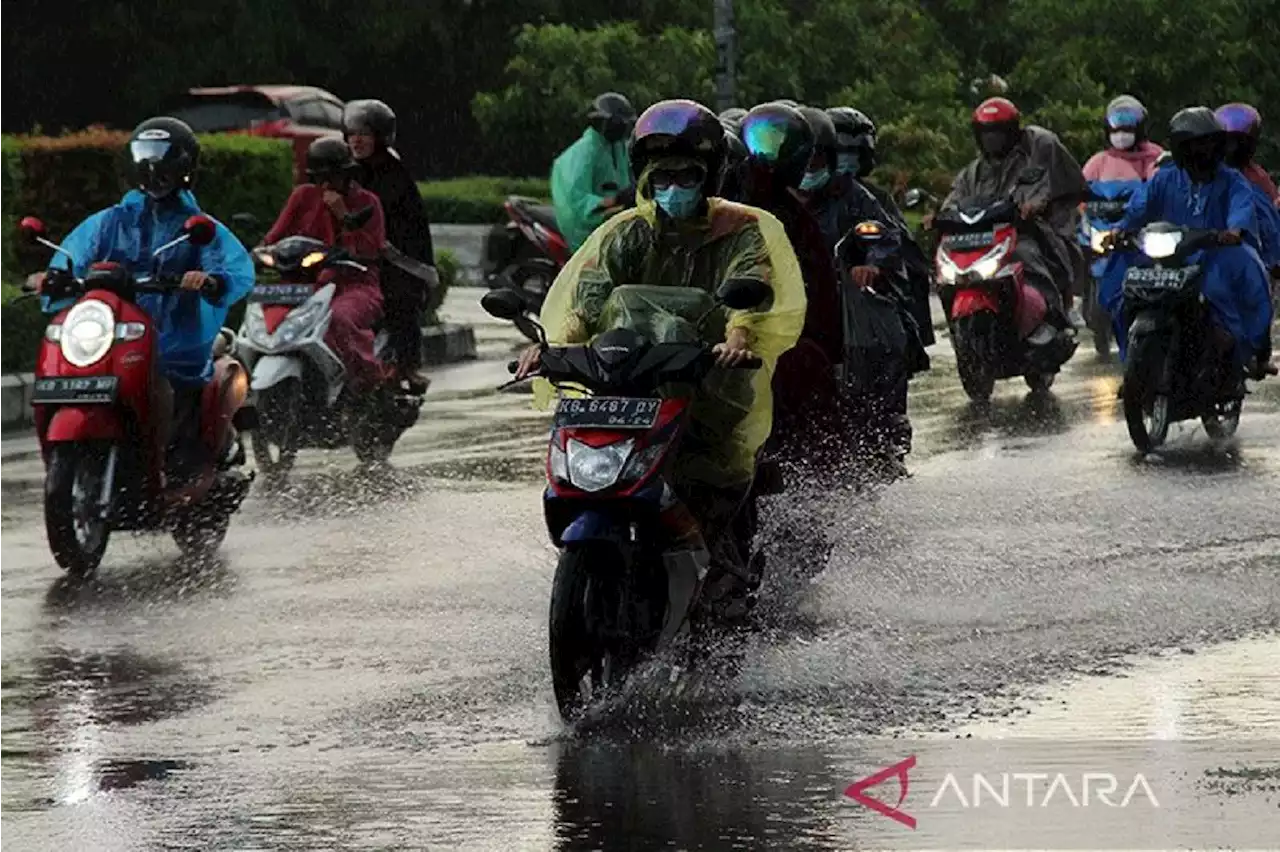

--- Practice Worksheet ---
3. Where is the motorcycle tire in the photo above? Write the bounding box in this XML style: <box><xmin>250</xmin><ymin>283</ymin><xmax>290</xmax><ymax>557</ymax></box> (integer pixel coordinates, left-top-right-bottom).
<box><xmin>1024</xmin><ymin>371</ymin><xmax>1056</xmax><ymax>392</ymax></box>
<box><xmin>1123</xmin><ymin>383</ymin><xmax>1170</xmax><ymax>453</ymax></box>
<box><xmin>956</xmin><ymin>346</ymin><xmax>996</xmax><ymax>403</ymax></box>
<box><xmin>44</xmin><ymin>442</ymin><xmax>113</xmax><ymax>577</ymax></box>
<box><xmin>172</xmin><ymin>510</ymin><xmax>230</xmax><ymax>559</ymax></box>
<box><xmin>251</xmin><ymin>379</ymin><xmax>302</xmax><ymax>483</ymax></box>
<box><xmin>1202</xmin><ymin>400</ymin><xmax>1242</xmax><ymax>442</ymax></box>
<box><xmin>549</xmin><ymin>544</ymin><xmax>638</xmax><ymax>722</ymax></box>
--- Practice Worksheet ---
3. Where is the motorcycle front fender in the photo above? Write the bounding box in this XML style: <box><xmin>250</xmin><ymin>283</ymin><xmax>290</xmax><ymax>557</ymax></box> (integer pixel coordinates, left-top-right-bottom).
<box><xmin>250</xmin><ymin>355</ymin><xmax>304</xmax><ymax>392</ymax></box>
<box><xmin>561</xmin><ymin>510</ymin><xmax>627</xmax><ymax>545</ymax></box>
<box><xmin>44</xmin><ymin>405</ymin><xmax>125</xmax><ymax>443</ymax></box>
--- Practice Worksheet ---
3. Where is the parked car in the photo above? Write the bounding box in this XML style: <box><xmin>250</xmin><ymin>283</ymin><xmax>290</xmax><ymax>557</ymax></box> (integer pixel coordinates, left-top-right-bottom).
<box><xmin>162</xmin><ymin>85</ymin><xmax>345</xmax><ymax>183</ymax></box>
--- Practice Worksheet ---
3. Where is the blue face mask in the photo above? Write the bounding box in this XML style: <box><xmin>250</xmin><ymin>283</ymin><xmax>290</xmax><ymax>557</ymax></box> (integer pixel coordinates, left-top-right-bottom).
<box><xmin>799</xmin><ymin>169</ymin><xmax>830</xmax><ymax>192</ymax></box>
<box><xmin>837</xmin><ymin>153</ymin><xmax>860</xmax><ymax>176</ymax></box>
<box><xmin>654</xmin><ymin>185</ymin><xmax>702</xmax><ymax>219</ymax></box>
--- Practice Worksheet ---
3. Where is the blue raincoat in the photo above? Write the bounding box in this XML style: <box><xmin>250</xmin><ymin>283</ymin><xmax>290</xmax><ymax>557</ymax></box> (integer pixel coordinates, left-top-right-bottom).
<box><xmin>1244</xmin><ymin>180</ymin><xmax>1280</xmax><ymax>269</ymax></box>
<box><xmin>1100</xmin><ymin>164</ymin><xmax>1273</xmax><ymax>362</ymax></box>
<box><xmin>43</xmin><ymin>189</ymin><xmax>254</xmax><ymax>387</ymax></box>
<box><xmin>1080</xmin><ymin>178</ymin><xmax>1144</xmax><ymax>279</ymax></box>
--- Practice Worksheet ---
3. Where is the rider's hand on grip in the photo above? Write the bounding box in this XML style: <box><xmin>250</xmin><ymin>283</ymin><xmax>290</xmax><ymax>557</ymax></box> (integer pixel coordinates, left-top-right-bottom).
<box><xmin>1218</xmin><ymin>229</ymin><xmax>1243</xmax><ymax>246</ymax></box>
<box><xmin>513</xmin><ymin>344</ymin><xmax>542</xmax><ymax>380</ymax></box>
<box><xmin>24</xmin><ymin>271</ymin><xmax>46</xmax><ymax>294</ymax></box>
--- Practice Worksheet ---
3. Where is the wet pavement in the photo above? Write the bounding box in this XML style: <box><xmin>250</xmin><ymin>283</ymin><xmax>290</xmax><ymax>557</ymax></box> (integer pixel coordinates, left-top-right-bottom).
<box><xmin>2</xmin><ymin>293</ymin><xmax>1278</xmax><ymax>850</ymax></box>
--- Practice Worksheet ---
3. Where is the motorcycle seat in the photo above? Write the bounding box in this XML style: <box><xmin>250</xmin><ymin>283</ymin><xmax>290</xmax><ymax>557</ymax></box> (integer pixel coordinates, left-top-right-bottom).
<box><xmin>527</xmin><ymin>204</ymin><xmax>561</xmax><ymax>233</ymax></box>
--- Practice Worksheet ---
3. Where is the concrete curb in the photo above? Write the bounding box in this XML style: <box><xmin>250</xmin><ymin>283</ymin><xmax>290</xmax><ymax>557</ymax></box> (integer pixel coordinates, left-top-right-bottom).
<box><xmin>0</xmin><ymin>324</ymin><xmax>477</xmax><ymax>434</ymax></box>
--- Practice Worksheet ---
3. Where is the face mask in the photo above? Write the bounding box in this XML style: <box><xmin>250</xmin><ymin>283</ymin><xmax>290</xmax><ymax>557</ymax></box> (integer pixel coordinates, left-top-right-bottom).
<box><xmin>654</xmin><ymin>185</ymin><xmax>702</xmax><ymax>219</ymax></box>
<box><xmin>979</xmin><ymin>130</ymin><xmax>1009</xmax><ymax>157</ymax></box>
<box><xmin>799</xmin><ymin>169</ymin><xmax>830</xmax><ymax>192</ymax></box>
<box><xmin>1109</xmin><ymin>131</ymin><xmax>1137</xmax><ymax>150</ymax></box>
<box><xmin>836</xmin><ymin>153</ymin><xmax>860</xmax><ymax>176</ymax></box>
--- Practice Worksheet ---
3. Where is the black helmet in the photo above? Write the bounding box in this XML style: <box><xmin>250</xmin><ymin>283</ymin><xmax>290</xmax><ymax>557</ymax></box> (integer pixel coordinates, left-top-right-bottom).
<box><xmin>722</xmin><ymin>123</ymin><xmax>748</xmax><ymax>163</ymax></box>
<box><xmin>719</xmin><ymin>107</ymin><xmax>748</xmax><ymax>128</ymax></box>
<box><xmin>343</xmin><ymin>99</ymin><xmax>397</xmax><ymax>148</ymax></box>
<box><xmin>588</xmin><ymin>92</ymin><xmax>637</xmax><ymax>143</ymax></box>
<box><xmin>798</xmin><ymin>106</ymin><xmax>838</xmax><ymax>173</ymax></box>
<box><xmin>128</xmin><ymin>116</ymin><xmax>199</xmax><ymax>199</ymax></box>
<box><xmin>629</xmin><ymin>99</ymin><xmax>726</xmax><ymax>197</ymax></box>
<box><xmin>1168</xmin><ymin>107</ymin><xmax>1225</xmax><ymax>173</ymax></box>
<box><xmin>828</xmin><ymin>107</ymin><xmax>877</xmax><ymax>176</ymax></box>
<box><xmin>740</xmin><ymin>102</ymin><xmax>814</xmax><ymax>190</ymax></box>
<box><xmin>306</xmin><ymin>136</ymin><xmax>358</xmax><ymax>182</ymax></box>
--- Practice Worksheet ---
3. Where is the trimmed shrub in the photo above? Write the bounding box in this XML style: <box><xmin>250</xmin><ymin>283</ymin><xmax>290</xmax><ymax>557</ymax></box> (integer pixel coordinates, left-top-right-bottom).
<box><xmin>418</xmin><ymin>175</ymin><xmax>549</xmax><ymax>224</ymax></box>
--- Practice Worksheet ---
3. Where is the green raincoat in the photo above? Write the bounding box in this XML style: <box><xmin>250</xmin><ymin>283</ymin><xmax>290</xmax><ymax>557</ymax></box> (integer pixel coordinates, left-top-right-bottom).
<box><xmin>550</xmin><ymin>128</ymin><xmax>633</xmax><ymax>252</ymax></box>
<box><xmin>536</xmin><ymin>191</ymin><xmax>807</xmax><ymax>488</ymax></box>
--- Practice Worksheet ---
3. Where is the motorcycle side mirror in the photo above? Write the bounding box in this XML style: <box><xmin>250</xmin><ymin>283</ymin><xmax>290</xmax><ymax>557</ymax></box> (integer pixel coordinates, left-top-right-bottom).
<box><xmin>343</xmin><ymin>205</ymin><xmax>375</xmax><ymax>231</ymax></box>
<box><xmin>716</xmin><ymin>277</ymin><xmax>771</xmax><ymax>311</ymax></box>
<box><xmin>183</xmin><ymin>215</ymin><xmax>217</xmax><ymax>247</ymax></box>
<box><xmin>902</xmin><ymin>188</ymin><xmax>924</xmax><ymax>209</ymax></box>
<box><xmin>481</xmin><ymin>288</ymin><xmax>525</xmax><ymax>321</ymax></box>
<box><xmin>19</xmin><ymin>216</ymin><xmax>46</xmax><ymax>244</ymax></box>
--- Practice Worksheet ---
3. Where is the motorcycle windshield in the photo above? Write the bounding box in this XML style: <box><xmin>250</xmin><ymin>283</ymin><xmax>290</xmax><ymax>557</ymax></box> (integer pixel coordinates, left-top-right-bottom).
<box><xmin>595</xmin><ymin>285</ymin><xmax>725</xmax><ymax>346</ymax></box>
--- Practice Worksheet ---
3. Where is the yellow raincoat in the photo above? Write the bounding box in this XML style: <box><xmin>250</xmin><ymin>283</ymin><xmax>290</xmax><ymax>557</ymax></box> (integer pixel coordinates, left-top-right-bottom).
<box><xmin>534</xmin><ymin>192</ymin><xmax>807</xmax><ymax>487</ymax></box>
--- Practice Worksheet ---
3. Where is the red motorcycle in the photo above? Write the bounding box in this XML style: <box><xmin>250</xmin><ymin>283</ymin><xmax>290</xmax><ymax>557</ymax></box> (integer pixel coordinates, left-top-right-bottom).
<box><xmin>931</xmin><ymin>197</ymin><xmax>1078</xmax><ymax>401</ymax></box>
<box><xmin>19</xmin><ymin>215</ymin><xmax>255</xmax><ymax>576</ymax></box>
<box><xmin>483</xmin><ymin>196</ymin><xmax>571</xmax><ymax>341</ymax></box>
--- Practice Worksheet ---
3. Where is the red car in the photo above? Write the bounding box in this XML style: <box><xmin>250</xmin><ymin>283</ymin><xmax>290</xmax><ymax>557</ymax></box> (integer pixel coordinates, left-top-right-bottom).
<box><xmin>163</xmin><ymin>85</ymin><xmax>345</xmax><ymax>183</ymax></box>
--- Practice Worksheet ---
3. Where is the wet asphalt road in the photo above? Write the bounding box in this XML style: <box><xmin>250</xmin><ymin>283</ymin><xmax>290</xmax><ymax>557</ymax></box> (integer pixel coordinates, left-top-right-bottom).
<box><xmin>2</xmin><ymin>295</ymin><xmax>1278</xmax><ymax>850</ymax></box>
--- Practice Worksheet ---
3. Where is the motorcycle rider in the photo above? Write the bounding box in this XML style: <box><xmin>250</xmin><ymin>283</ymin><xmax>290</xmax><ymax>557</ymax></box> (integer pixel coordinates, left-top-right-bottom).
<box><xmin>939</xmin><ymin>97</ymin><xmax>1088</xmax><ymax>330</ymax></box>
<box><xmin>550</xmin><ymin>92</ymin><xmax>637</xmax><ymax>252</ymax></box>
<box><xmin>828</xmin><ymin>105</ymin><xmax>937</xmax><ymax>351</ymax></box>
<box><xmin>795</xmin><ymin>105</ymin><xmax>920</xmax><ymax>479</ymax></box>
<box><xmin>515</xmin><ymin>99</ymin><xmax>807</xmax><ymax>620</ymax></box>
<box><xmin>1215</xmin><ymin>102</ymin><xmax>1280</xmax><ymax>279</ymax></box>
<box><xmin>1103</xmin><ymin>107</ymin><xmax>1274</xmax><ymax>377</ymax></box>
<box><xmin>262</xmin><ymin>137</ymin><xmax>388</xmax><ymax>392</ymax></box>
<box><xmin>33</xmin><ymin>117</ymin><xmax>254</xmax><ymax>477</ymax></box>
<box><xmin>1083</xmin><ymin>96</ymin><xmax>1165</xmax><ymax>185</ymax></box>
<box><xmin>344</xmin><ymin>98</ymin><xmax>437</xmax><ymax>395</ymax></box>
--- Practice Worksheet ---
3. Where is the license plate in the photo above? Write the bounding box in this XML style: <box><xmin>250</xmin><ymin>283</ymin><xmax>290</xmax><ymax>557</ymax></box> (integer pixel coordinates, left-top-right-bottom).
<box><xmin>1085</xmin><ymin>200</ymin><xmax>1127</xmax><ymax>219</ymax></box>
<box><xmin>554</xmin><ymin>397</ymin><xmax>661</xmax><ymax>429</ymax></box>
<box><xmin>942</xmin><ymin>230</ymin><xmax>997</xmax><ymax>252</ymax></box>
<box><xmin>1125</xmin><ymin>266</ymin><xmax>1194</xmax><ymax>289</ymax></box>
<box><xmin>249</xmin><ymin>283</ymin><xmax>313</xmax><ymax>305</ymax></box>
<box><xmin>31</xmin><ymin>376</ymin><xmax>119</xmax><ymax>404</ymax></box>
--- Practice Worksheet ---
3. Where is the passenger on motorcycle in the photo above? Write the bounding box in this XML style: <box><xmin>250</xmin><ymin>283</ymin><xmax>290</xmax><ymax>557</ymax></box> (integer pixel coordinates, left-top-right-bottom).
<box><xmin>1102</xmin><ymin>107</ymin><xmax>1274</xmax><ymax>374</ymax></box>
<box><xmin>517</xmin><ymin>98</ymin><xmax>807</xmax><ymax>617</ymax></box>
<box><xmin>827</xmin><ymin>105</ymin><xmax>937</xmax><ymax>350</ymax></box>
<box><xmin>1215</xmin><ymin>103</ymin><xmax>1280</xmax><ymax>276</ymax></box>
<box><xmin>719</xmin><ymin>120</ymin><xmax>749</xmax><ymax>203</ymax></box>
<box><xmin>736</xmin><ymin>103</ymin><xmax>849</xmax><ymax>475</ymax></box>
<box><xmin>941</xmin><ymin>97</ymin><xmax>1088</xmax><ymax>331</ymax></box>
<box><xmin>262</xmin><ymin>137</ymin><xmax>388</xmax><ymax>392</ymax></box>
<box><xmin>32</xmin><ymin>117</ymin><xmax>254</xmax><ymax>471</ymax></box>
<box><xmin>344</xmin><ymin>98</ymin><xmax>437</xmax><ymax>395</ymax></box>
<box><xmin>550</xmin><ymin>92</ymin><xmax>637</xmax><ymax>252</ymax></box>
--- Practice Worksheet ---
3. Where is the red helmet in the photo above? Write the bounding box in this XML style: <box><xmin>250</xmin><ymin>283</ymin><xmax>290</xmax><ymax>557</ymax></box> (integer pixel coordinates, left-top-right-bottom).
<box><xmin>973</xmin><ymin>97</ymin><xmax>1020</xmax><ymax>127</ymax></box>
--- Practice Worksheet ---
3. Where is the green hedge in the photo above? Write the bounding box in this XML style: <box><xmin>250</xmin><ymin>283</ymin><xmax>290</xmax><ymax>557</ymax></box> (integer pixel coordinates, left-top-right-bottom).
<box><xmin>418</xmin><ymin>175</ymin><xmax>550</xmax><ymax>224</ymax></box>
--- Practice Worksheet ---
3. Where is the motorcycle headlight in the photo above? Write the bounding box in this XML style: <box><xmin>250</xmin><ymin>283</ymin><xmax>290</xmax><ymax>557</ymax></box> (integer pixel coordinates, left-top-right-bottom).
<box><xmin>566</xmin><ymin>438</ymin><xmax>634</xmax><ymax>493</ymax></box>
<box><xmin>938</xmin><ymin>252</ymin><xmax>959</xmax><ymax>284</ymax></box>
<box><xmin>60</xmin><ymin>299</ymin><xmax>115</xmax><ymax>367</ymax></box>
<box><xmin>276</xmin><ymin>300</ymin><xmax>325</xmax><ymax>344</ymax></box>
<box><xmin>1090</xmin><ymin>228</ymin><xmax>1114</xmax><ymax>253</ymax></box>
<box><xmin>1141</xmin><ymin>230</ymin><xmax>1182</xmax><ymax>259</ymax></box>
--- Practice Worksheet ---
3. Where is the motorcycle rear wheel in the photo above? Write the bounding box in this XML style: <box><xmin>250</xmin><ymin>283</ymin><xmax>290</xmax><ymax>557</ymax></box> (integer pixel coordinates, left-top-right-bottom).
<box><xmin>549</xmin><ymin>544</ymin><xmax>639</xmax><ymax>722</ymax></box>
<box><xmin>251</xmin><ymin>379</ymin><xmax>301</xmax><ymax>483</ymax></box>
<box><xmin>44</xmin><ymin>442</ymin><xmax>113</xmax><ymax>577</ymax></box>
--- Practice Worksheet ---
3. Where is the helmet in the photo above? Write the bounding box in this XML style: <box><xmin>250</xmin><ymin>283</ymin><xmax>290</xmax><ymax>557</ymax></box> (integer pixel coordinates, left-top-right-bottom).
<box><xmin>306</xmin><ymin>136</ymin><xmax>359</xmax><ymax>182</ymax></box>
<box><xmin>343</xmin><ymin>99</ymin><xmax>397</xmax><ymax>148</ymax></box>
<box><xmin>972</xmin><ymin>97</ymin><xmax>1021</xmax><ymax>157</ymax></box>
<box><xmin>1215</xmin><ymin>103</ymin><xmax>1262</xmax><ymax>168</ymax></box>
<box><xmin>127</xmin><ymin>116</ymin><xmax>199</xmax><ymax>199</ymax></box>
<box><xmin>629</xmin><ymin>99</ymin><xmax>726</xmax><ymax>197</ymax></box>
<box><xmin>588</xmin><ymin>92</ymin><xmax>637</xmax><ymax>143</ymax></box>
<box><xmin>722</xmin><ymin>123</ymin><xmax>748</xmax><ymax>163</ymax></box>
<box><xmin>1104</xmin><ymin>95</ymin><xmax>1148</xmax><ymax>143</ymax></box>
<box><xmin>740</xmin><ymin>102</ymin><xmax>815</xmax><ymax>191</ymax></box>
<box><xmin>827</xmin><ymin>106</ymin><xmax>876</xmax><ymax>176</ymax></box>
<box><xmin>720</xmin><ymin>127</ymin><xmax>749</xmax><ymax>200</ymax></box>
<box><xmin>719</xmin><ymin>107</ymin><xmax>748</xmax><ymax>128</ymax></box>
<box><xmin>1168</xmin><ymin>107</ymin><xmax>1225</xmax><ymax>173</ymax></box>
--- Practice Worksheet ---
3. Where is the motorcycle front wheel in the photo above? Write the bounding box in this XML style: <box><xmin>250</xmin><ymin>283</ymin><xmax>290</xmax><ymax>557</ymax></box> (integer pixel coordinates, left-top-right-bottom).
<box><xmin>953</xmin><ymin>322</ymin><xmax>997</xmax><ymax>403</ymax></box>
<box><xmin>1202</xmin><ymin>399</ymin><xmax>1242</xmax><ymax>442</ymax></box>
<box><xmin>44</xmin><ymin>442</ymin><xmax>113</xmax><ymax>576</ymax></box>
<box><xmin>549</xmin><ymin>543</ymin><xmax>641</xmax><ymax>722</ymax></box>
<box><xmin>251</xmin><ymin>379</ymin><xmax>302</xmax><ymax>483</ymax></box>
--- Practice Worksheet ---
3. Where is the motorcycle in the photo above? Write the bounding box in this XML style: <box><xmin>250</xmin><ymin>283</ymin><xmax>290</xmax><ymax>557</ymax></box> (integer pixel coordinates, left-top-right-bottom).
<box><xmin>1078</xmin><ymin>186</ymin><xmax>1135</xmax><ymax>356</ymax></box>
<box><xmin>480</xmin><ymin>279</ymin><xmax>769</xmax><ymax>722</ymax></box>
<box><xmin>18</xmin><ymin>215</ymin><xmax>255</xmax><ymax>576</ymax></box>
<box><xmin>921</xmin><ymin>194</ymin><xmax>1078</xmax><ymax>401</ymax></box>
<box><xmin>235</xmin><ymin>208</ymin><xmax>423</xmax><ymax>481</ymax></box>
<box><xmin>1107</xmin><ymin>223</ymin><xmax>1270</xmax><ymax>452</ymax></box>
<box><xmin>483</xmin><ymin>195</ymin><xmax>570</xmax><ymax>342</ymax></box>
